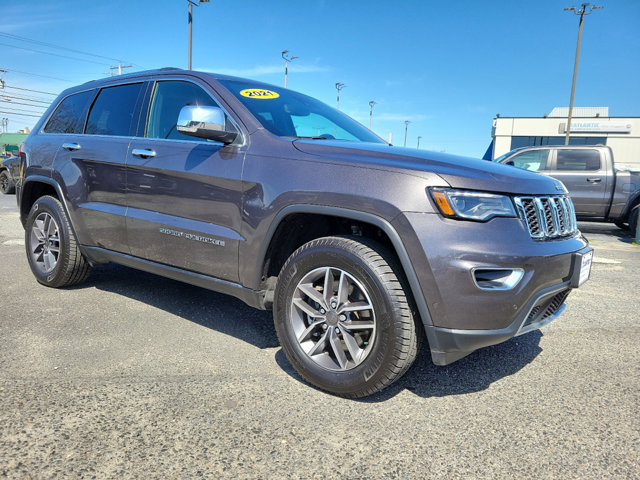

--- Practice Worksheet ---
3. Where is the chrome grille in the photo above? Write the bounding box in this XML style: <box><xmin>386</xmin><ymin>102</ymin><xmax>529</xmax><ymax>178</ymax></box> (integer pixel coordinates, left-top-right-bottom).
<box><xmin>514</xmin><ymin>195</ymin><xmax>578</xmax><ymax>240</ymax></box>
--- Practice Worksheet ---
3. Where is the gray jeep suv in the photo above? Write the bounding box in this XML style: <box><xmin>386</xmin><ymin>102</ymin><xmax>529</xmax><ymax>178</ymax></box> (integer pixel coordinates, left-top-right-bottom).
<box><xmin>18</xmin><ymin>69</ymin><xmax>593</xmax><ymax>397</ymax></box>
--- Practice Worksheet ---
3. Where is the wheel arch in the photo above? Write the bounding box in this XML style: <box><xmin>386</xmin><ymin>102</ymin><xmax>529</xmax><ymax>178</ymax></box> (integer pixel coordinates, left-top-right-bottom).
<box><xmin>20</xmin><ymin>177</ymin><xmax>75</xmax><ymax>236</ymax></box>
<box><xmin>256</xmin><ymin>205</ymin><xmax>434</xmax><ymax>328</ymax></box>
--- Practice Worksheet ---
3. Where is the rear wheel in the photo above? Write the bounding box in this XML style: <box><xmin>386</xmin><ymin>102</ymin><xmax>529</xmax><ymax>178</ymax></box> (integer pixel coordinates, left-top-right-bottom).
<box><xmin>25</xmin><ymin>195</ymin><xmax>92</xmax><ymax>288</ymax></box>
<box><xmin>274</xmin><ymin>236</ymin><xmax>420</xmax><ymax>398</ymax></box>
<box><xmin>0</xmin><ymin>170</ymin><xmax>14</xmax><ymax>194</ymax></box>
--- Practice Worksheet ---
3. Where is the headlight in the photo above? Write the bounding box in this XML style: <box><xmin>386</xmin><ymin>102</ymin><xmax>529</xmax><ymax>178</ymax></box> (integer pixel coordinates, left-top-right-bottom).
<box><xmin>430</xmin><ymin>188</ymin><xmax>516</xmax><ymax>221</ymax></box>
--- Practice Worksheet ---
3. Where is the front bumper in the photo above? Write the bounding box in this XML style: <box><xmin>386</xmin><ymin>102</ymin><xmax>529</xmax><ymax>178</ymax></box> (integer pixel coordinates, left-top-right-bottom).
<box><xmin>393</xmin><ymin>212</ymin><xmax>592</xmax><ymax>365</ymax></box>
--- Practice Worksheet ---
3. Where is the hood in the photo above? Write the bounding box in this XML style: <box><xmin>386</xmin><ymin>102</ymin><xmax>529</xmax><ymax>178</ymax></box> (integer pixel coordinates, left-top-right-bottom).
<box><xmin>292</xmin><ymin>140</ymin><xmax>567</xmax><ymax>196</ymax></box>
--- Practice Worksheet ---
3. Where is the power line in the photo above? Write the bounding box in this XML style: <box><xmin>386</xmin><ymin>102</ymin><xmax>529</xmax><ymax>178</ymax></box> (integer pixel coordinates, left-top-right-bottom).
<box><xmin>0</xmin><ymin>109</ymin><xmax>43</xmax><ymax>118</ymax></box>
<box><xmin>3</xmin><ymin>85</ymin><xmax>57</xmax><ymax>96</ymax></box>
<box><xmin>0</xmin><ymin>31</ymin><xmax>128</xmax><ymax>64</ymax></box>
<box><xmin>0</xmin><ymin>42</ymin><xmax>110</xmax><ymax>66</ymax></box>
<box><xmin>2</xmin><ymin>68</ymin><xmax>75</xmax><ymax>83</ymax></box>
<box><xmin>0</xmin><ymin>93</ymin><xmax>52</xmax><ymax>105</ymax></box>
<box><xmin>0</xmin><ymin>100</ymin><xmax>47</xmax><ymax>109</ymax></box>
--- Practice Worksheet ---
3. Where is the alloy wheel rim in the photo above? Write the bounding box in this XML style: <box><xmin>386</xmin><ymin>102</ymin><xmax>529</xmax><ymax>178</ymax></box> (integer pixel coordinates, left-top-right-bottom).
<box><xmin>290</xmin><ymin>266</ymin><xmax>376</xmax><ymax>371</ymax></box>
<box><xmin>30</xmin><ymin>212</ymin><xmax>60</xmax><ymax>274</ymax></box>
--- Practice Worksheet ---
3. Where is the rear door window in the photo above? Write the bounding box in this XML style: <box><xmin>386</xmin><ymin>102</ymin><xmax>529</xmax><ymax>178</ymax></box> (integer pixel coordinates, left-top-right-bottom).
<box><xmin>556</xmin><ymin>149</ymin><xmax>601</xmax><ymax>171</ymax></box>
<box><xmin>509</xmin><ymin>149</ymin><xmax>550</xmax><ymax>172</ymax></box>
<box><xmin>43</xmin><ymin>90</ymin><xmax>94</xmax><ymax>134</ymax></box>
<box><xmin>85</xmin><ymin>83</ymin><xmax>144</xmax><ymax>136</ymax></box>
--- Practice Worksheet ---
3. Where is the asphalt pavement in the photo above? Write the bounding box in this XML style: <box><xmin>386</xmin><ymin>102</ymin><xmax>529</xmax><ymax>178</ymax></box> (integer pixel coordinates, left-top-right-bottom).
<box><xmin>0</xmin><ymin>192</ymin><xmax>638</xmax><ymax>479</ymax></box>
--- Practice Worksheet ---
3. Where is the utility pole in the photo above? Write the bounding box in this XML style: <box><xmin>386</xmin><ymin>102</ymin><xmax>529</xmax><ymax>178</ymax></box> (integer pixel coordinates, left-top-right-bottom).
<box><xmin>368</xmin><ymin>101</ymin><xmax>376</xmax><ymax>129</ymax></box>
<box><xmin>188</xmin><ymin>0</ymin><xmax>210</xmax><ymax>70</ymax></box>
<box><xmin>0</xmin><ymin>69</ymin><xmax>5</xmax><ymax>89</ymax></box>
<box><xmin>335</xmin><ymin>83</ymin><xmax>346</xmax><ymax>109</ymax></box>
<box><xmin>282</xmin><ymin>50</ymin><xmax>298</xmax><ymax>88</ymax></box>
<box><xmin>563</xmin><ymin>2</ymin><xmax>602</xmax><ymax>145</ymax></box>
<box><xmin>417</xmin><ymin>136</ymin><xmax>422</xmax><ymax>149</ymax></box>
<box><xmin>403</xmin><ymin>120</ymin><xmax>410</xmax><ymax>147</ymax></box>
<box><xmin>110</xmin><ymin>64</ymin><xmax>132</xmax><ymax>76</ymax></box>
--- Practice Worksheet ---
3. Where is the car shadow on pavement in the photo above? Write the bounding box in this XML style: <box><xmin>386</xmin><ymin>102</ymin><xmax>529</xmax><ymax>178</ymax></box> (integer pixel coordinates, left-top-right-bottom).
<box><xmin>80</xmin><ymin>263</ymin><xmax>542</xmax><ymax>400</ymax></box>
<box><xmin>80</xmin><ymin>263</ymin><xmax>279</xmax><ymax>349</ymax></box>
<box><xmin>275</xmin><ymin>331</ymin><xmax>543</xmax><ymax>401</ymax></box>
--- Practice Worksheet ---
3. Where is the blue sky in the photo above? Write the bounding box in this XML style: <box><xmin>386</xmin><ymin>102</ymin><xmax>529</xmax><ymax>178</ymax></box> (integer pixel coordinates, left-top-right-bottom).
<box><xmin>2</xmin><ymin>0</ymin><xmax>639</xmax><ymax>157</ymax></box>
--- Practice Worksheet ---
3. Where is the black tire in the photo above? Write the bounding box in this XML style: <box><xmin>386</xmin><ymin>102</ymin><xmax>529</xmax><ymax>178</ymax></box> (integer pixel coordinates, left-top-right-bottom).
<box><xmin>274</xmin><ymin>236</ymin><xmax>420</xmax><ymax>398</ymax></box>
<box><xmin>630</xmin><ymin>205</ymin><xmax>639</xmax><ymax>235</ymax></box>
<box><xmin>0</xmin><ymin>170</ymin><xmax>15</xmax><ymax>194</ymax></box>
<box><xmin>25</xmin><ymin>195</ymin><xmax>92</xmax><ymax>288</ymax></box>
<box><xmin>614</xmin><ymin>219</ymin><xmax>628</xmax><ymax>230</ymax></box>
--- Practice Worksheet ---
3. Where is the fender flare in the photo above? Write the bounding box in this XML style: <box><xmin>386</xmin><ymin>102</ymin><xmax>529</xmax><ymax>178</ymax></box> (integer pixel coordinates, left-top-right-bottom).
<box><xmin>20</xmin><ymin>176</ymin><xmax>82</xmax><ymax>244</ymax></box>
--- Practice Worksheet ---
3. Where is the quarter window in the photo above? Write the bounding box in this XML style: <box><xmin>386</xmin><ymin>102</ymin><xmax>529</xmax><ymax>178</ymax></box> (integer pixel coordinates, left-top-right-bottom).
<box><xmin>556</xmin><ymin>149</ymin><xmax>601</xmax><ymax>171</ymax></box>
<box><xmin>85</xmin><ymin>83</ymin><xmax>144</xmax><ymax>136</ymax></box>
<box><xmin>146</xmin><ymin>81</ymin><xmax>220</xmax><ymax>141</ymax></box>
<box><xmin>43</xmin><ymin>90</ymin><xmax>94</xmax><ymax>134</ymax></box>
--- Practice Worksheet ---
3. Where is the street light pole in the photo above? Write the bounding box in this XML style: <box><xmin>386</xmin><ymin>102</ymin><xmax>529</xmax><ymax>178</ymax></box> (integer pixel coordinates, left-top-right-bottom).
<box><xmin>368</xmin><ymin>101</ymin><xmax>376</xmax><ymax>130</ymax></box>
<box><xmin>417</xmin><ymin>136</ymin><xmax>422</xmax><ymax>149</ymax></box>
<box><xmin>403</xmin><ymin>120</ymin><xmax>410</xmax><ymax>147</ymax></box>
<box><xmin>563</xmin><ymin>2</ymin><xmax>602</xmax><ymax>145</ymax></box>
<box><xmin>282</xmin><ymin>50</ymin><xmax>299</xmax><ymax>88</ymax></box>
<box><xmin>187</xmin><ymin>0</ymin><xmax>210</xmax><ymax>70</ymax></box>
<box><xmin>335</xmin><ymin>83</ymin><xmax>346</xmax><ymax>109</ymax></box>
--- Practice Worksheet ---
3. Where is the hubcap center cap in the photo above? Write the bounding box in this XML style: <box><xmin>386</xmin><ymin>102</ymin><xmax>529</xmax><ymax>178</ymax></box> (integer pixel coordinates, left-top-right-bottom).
<box><xmin>325</xmin><ymin>311</ymin><xmax>339</xmax><ymax>326</ymax></box>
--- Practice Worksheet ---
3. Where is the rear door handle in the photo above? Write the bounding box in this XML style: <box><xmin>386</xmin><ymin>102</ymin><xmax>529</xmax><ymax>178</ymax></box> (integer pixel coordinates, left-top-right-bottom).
<box><xmin>62</xmin><ymin>143</ymin><xmax>81</xmax><ymax>151</ymax></box>
<box><xmin>131</xmin><ymin>148</ymin><xmax>156</xmax><ymax>158</ymax></box>
<box><xmin>586</xmin><ymin>177</ymin><xmax>601</xmax><ymax>183</ymax></box>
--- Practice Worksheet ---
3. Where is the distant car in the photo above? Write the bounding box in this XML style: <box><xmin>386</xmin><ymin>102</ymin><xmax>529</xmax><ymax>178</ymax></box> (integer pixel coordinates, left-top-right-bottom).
<box><xmin>0</xmin><ymin>155</ymin><xmax>20</xmax><ymax>194</ymax></box>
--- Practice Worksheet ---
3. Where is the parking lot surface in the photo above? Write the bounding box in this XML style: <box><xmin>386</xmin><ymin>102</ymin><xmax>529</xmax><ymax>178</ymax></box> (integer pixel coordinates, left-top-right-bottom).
<box><xmin>0</xmin><ymin>192</ymin><xmax>638</xmax><ymax>479</ymax></box>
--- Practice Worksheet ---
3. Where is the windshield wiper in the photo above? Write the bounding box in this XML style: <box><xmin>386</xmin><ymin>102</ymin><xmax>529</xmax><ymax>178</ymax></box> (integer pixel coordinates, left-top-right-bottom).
<box><xmin>286</xmin><ymin>135</ymin><xmax>331</xmax><ymax>140</ymax></box>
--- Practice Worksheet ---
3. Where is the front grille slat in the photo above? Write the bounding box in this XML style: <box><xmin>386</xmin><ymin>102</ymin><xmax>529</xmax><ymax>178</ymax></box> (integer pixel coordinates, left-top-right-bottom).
<box><xmin>515</xmin><ymin>195</ymin><xmax>578</xmax><ymax>241</ymax></box>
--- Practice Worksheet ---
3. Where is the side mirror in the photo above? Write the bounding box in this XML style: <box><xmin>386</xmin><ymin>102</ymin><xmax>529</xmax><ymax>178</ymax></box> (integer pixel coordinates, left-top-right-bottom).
<box><xmin>177</xmin><ymin>105</ymin><xmax>238</xmax><ymax>144</ymax></box>
<box><xmin>505</xmin><ymin>160</ymin><xmax>515</xmax><ymax>166</ymax></box>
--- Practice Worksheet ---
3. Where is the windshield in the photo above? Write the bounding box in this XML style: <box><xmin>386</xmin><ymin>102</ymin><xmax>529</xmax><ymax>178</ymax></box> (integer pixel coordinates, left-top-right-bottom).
<box><xmin>219</xmin><ymin>79</ymin><xmax>385</xmax><ymax>144</ymax></box>
<box><xmin>493</xmin><ymin>151</ymin><xmax>514</xmax><ymax>163</ymax></box>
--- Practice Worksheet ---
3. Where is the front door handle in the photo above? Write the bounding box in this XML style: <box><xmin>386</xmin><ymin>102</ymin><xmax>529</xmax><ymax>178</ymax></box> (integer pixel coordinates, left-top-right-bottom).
<box><xmin>586</xmin><ymin>177</ymin><xmax>602</xmax><ymax>183</ymax></box>
<box><xmin>62</xmin><ymin>143</ymin><xmax>81</xmax><ymax>151</ymax></box>
<box><xmin>131</xmin><ymin>148</ymin><xmax>156</xmax><ymax>158</ymax></box>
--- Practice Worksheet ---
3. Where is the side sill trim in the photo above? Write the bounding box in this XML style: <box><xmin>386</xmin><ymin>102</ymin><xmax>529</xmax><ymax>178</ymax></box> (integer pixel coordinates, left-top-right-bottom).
<box><xmin>83</xmin><ymin>246</ymin><xmax>265</xmax><ymax>310</ymax></box>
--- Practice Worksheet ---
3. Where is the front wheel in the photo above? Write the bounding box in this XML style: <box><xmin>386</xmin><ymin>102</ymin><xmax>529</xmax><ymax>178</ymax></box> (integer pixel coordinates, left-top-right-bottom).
<box><xmin>25</xmin><ymin>195</ymin><xmax>92</xmax><ymax>288</ymax></box>
<box><xmin>274</xmin><ymin>236</ymin><xmax>420</xmax><ymax>398</ymax></box>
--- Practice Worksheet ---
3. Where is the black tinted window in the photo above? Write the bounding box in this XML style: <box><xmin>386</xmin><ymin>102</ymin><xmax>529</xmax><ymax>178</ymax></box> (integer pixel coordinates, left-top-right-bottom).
<box><xmin>86</xmin><ymin>83</ymin><xmax>143</xmax><ymax>136</ymax></box>
<box><xmin>146</xmin><ymin>81</ymin><xmax>218</xmax><ymax>141</ymax></box>
<box><xmin>556</xmin><ymin>150</ymin><xmax>601</xmax><ymax>171</ymax></box>
<box><xmin>43</xmin><ymin>90</ymin><xmax>94</xmax><ymax>134</ymax></box>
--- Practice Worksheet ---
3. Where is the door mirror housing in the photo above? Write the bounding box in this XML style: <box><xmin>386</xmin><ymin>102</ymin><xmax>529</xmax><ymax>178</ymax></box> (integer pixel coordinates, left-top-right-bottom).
<box><xmin>177</xmin><ymin>105</ymin><xmax>238</xmax><ymax>144</ymax></box>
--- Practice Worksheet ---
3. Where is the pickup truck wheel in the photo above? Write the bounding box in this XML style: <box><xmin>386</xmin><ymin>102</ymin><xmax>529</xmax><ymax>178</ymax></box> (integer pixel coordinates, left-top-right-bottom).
<box><xmin>630</xmin><ymin>205</ymin><xmax>639</xmax><ymax>234</ymax></box>
<box><xmin>25</xmin><ymin>195</ymin><xmax>92</xmax><ymax>288</ymax></box>
<box><xmin>614</xmin><ymin>219</ymin><xmax>628</xmax><ymax>230</ymax></box>
<box><xmin>274</xmin><ymin>236</ymin><xmax>419</xmax><ymax>398</ymax></box>
<box><xmin>0</xmin><ymin>170</ymin><xmax>15</xmax><ymax>194</ymax></box>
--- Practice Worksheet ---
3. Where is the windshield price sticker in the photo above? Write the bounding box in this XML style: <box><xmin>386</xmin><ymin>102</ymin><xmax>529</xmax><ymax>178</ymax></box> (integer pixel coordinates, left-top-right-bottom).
<box><xmin>240</xmin><ymin>89</ymin><xmax>280</xmax><ymax>99</ymax></box>
<box><xmin>579</xmin><ymin>250</ymin><xmax>593</xmax><ymax>286</ymax></box>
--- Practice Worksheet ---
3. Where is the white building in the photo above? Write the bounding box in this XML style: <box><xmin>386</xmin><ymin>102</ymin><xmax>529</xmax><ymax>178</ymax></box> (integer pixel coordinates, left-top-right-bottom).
<box><xmin>490</xmin><ymin>107</ymin><xmax>640</xmax><ymax>168</ymax></box>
